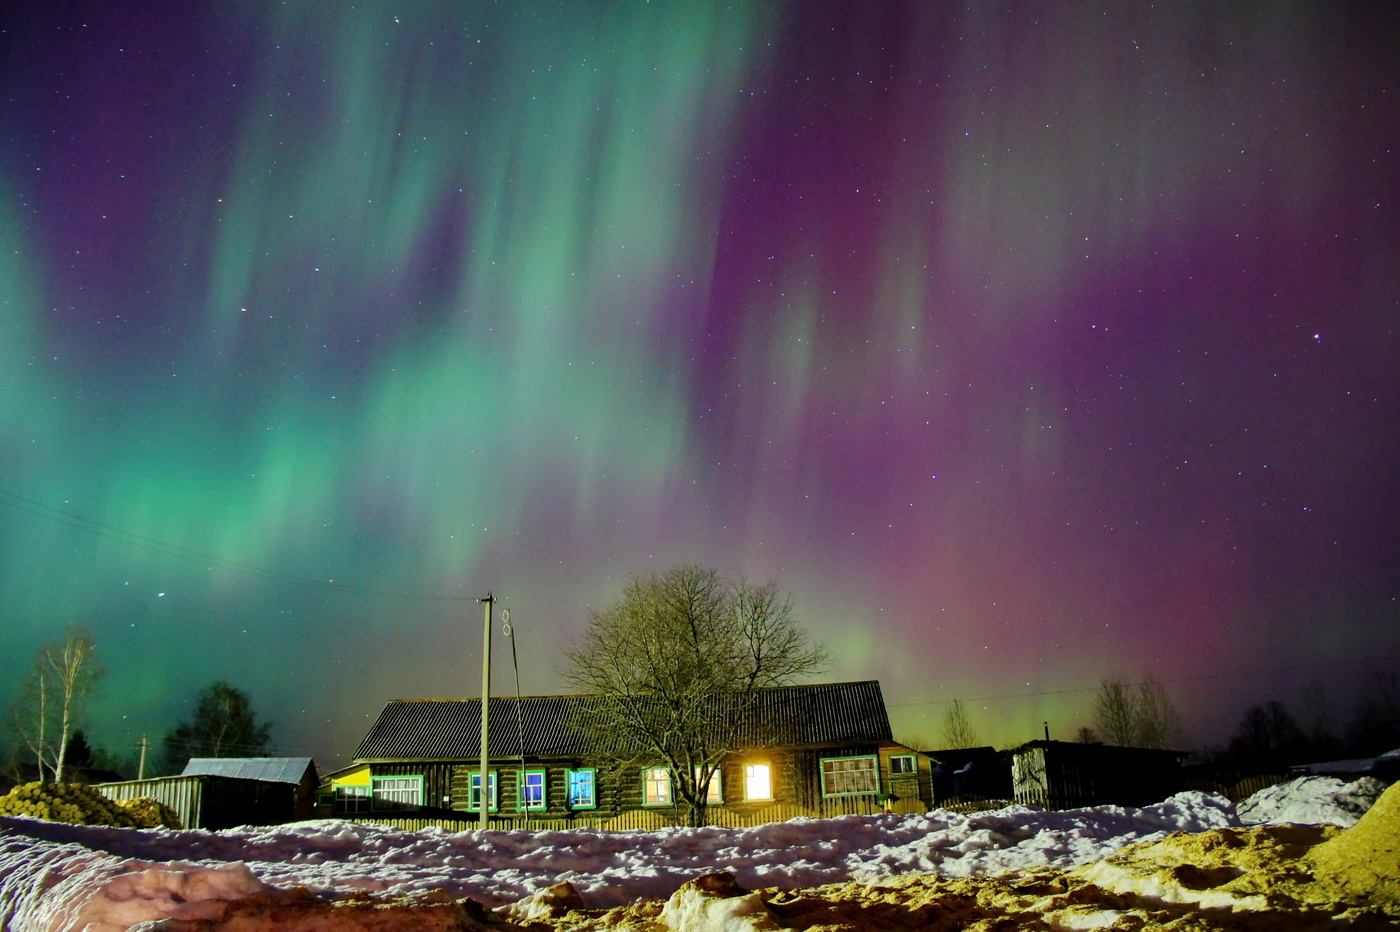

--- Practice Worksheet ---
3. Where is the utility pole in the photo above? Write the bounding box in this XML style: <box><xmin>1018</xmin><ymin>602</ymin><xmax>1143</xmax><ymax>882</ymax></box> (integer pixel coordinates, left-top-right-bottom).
<box><xmin>138</xmin><ymin>734</ymin><xmax>149</xmax><ymax>779</ymax></box>
<box><xmin>477</xmin><ymin>593</ymin><xmax>494</xmax><ymax>831</ymax></box>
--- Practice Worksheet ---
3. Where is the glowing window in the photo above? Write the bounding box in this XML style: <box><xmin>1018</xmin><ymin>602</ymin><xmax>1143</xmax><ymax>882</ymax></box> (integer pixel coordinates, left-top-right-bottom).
<box><xmin>642</xmin><ymin>767</ymin><xmax>672</xmax><ymax>806</ymax></box>
<box><xmin>744</xmin><ymin>763</ymin><xmax>772</xmax><ymax>801</ymax></box>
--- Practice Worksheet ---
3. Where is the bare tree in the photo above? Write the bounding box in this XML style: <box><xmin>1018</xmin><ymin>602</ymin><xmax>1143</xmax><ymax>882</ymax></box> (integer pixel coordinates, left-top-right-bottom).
<box><xmin>941</xmin><ymin>699</ymin><xmax>978</xmax><ymax>749</ymax></box>
<box><xmin>563</xmin><ymin>564</ymin><xmax>829</xmax><ymax>827</ymax></box>
<box><xmin>12</xmin><ymin>628</ymin><xmax>102</xmax><ymax>781</ymax></box>
<box><xmin>1134</xmin><ymin>675</ymin><xmax>1183</xmax><ymax>750</ymax></box>
<box><xmin>1092</xmin><ymin>674</ymin><xmax>1139</xmax><ymax>746</ymax></box>
<box><xmin>1297</xmin><ymin>679</ymin><xmax>1336</xmax><ymax>756</ymax></box>
<box><xmin>1090</xmin><ymin>673</ymin><xmax>1181</xmax><ymax>749</ymax></box>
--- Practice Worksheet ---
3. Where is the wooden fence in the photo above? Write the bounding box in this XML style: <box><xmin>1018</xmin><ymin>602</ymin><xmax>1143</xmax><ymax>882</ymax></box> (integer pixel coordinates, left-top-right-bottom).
<box><xmin>346</xmin><ymin>793</ymin><xmax>930</xmax><ymax>833</ymax></box>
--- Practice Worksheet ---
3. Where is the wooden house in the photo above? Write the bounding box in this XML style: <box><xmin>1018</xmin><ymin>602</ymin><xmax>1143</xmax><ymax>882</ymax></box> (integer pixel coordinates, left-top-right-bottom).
<box><xmin>331</xmin><ymin>680</ymin><xmax>930</xmax><ymax>828</ymax></box>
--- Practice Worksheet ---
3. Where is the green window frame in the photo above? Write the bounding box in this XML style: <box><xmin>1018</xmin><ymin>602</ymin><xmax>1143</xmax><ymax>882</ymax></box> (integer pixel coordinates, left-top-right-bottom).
<box><xmin>642</xmin><ymin>767</ymin><xmax>672</xmax><ymax>806</ymax></box>
<box><xmin>820</xmin><ymin>755</ymin><xmax>880</xmax><ymax>797</ymax></box>
<box><xmin>566</xmin><ymin>768</ymin><xmax>597</xmax><ymax>810</ymax></box>
<box><xmin>467</xmin><ymin>771</ymin><xmax>498</xmax><ymax>812</ymax></box>
<box><xmin>517</xmin><ymin>769</ymin><xmax>547</xmax><ymax>811</ymax></box>
<box><xmin>370</xmin><ymin>776</ymin><xmax>423</xmax><ymax>810</ymax></box>
<box><xmin>695</xmin><ymin>766</ymin><xmax>723</xmax><ymax>804</ymax></box>
<box><xmin>889</xmin><ymin>754</ymin><xmax>917</xmax><ymax>775</ymax></box>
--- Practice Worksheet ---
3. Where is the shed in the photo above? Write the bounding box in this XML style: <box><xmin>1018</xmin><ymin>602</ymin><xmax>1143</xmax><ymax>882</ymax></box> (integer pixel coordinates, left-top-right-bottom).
<box><xmin>924</xmin><ymin>746</ymin><xmax>1012</xmax><ymax>803</ymax></box>
<box><xmin>182</xmin><ymin>757</ymin><xmax>319</xmax><ymax>821</ymax></box>
<box><xmin>94</xmin><ymin>773</ymin><xmax>299</xmax><ymax>829</ymax></box>
<box><xmin>1010</xmin><ymin>740</ymin><xmax>1189</xmax><ymax>810</ymax></box>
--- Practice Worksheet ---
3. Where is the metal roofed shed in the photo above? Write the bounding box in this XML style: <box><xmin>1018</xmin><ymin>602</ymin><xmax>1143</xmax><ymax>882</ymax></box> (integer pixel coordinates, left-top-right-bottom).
<box><xmin>182</xmin><ymin>757</ymin><xmax>316</xmax><ymax>784</ymax></box>
<box><xmin>95</xmin><ymin>770</ymin><xmax>313</xmax><ymax>830</ymax></box>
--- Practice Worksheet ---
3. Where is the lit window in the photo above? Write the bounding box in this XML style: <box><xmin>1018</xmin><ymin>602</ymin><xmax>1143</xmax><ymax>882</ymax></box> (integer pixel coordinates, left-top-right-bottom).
<box><xmin>890</xmin><ymin>755</ymin><xmax>917</xmax><ymax>775</ymax></box>
<box><xmin>643</xmin><ymin>767</ymin><xmax>672</xmax><ymax>806</ymax></box>
<box><xmin>566</xmin><ymin>769</ymin><xmax>597</xmax><ymax>809</ymax></box>
<box><xmin>334</xmin><ymin>785</ymin><xmax>370</xmax><ymax>813</ymax></box>
<box><xmin>518</xmin><ymin>770</ymin><xmax>546</xmax><ymax>810</ymax></box>
<box><xmin>743</xmin><ymin>763</ymin><xmax>772</xmax><ymax>801</ymax></box>
<box><xmin>820</xmin><ymin>756</ymin><xmax>880</xmax><ymax>797</ymax></box>
<box><xmin>371</xmin><ymin>776</ymin><xmax>423</xmax><ymax>810</ymax></box>
<box><xmin>695</xmin><ymin>766</ymin><xmax>723</xmax><ymax>803</ymax></box>
<box><xmin>467</xmin><ymin>772</ymin><xmax>498</xmax><ymax>812</ymax></box>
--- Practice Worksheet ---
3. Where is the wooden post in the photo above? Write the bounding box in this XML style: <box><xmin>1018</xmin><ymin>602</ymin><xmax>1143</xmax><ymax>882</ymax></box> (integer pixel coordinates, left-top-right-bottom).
<box><xmin>138</xmin><ymin>734</ymin><xmax>149</xmax><ymax>779</ymax></box>
<box><xmin>477</xmin><ymin>593</ymin><xmax>494</xmax><ymax>830</ymax></box>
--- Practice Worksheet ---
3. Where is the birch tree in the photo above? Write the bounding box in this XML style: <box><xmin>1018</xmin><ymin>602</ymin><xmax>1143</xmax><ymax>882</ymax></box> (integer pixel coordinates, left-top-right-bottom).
<box><xmin>13</xmin><ymin>628</ymin><xmax>102</xmax><ymax>780</ymax></box>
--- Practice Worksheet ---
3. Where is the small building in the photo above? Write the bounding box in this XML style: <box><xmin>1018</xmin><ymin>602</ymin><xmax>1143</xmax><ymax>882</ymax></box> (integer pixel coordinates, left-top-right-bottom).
<box><xmin>1010</xmin><ymin>740</ymin><xmax>1189</xmax><ymax>810</ymax></box>
<box><xmin>924</xmin><ymin>746</ymin><xmax>1012</xmax><ymax>804</ymax></box>
<box><xmin>332</xmin><ymin>680</ymin><xmax>929</xmax><ymax>828</ymax></box>
<box><xmin>182</xmin><ymin>757</ymin><xmax>319</xmax><ymax>821</ymax></box>
<box><xmin>96</xmin><ymin>757</ymin><xmax>318</xmax><ymax>829</ymax></box>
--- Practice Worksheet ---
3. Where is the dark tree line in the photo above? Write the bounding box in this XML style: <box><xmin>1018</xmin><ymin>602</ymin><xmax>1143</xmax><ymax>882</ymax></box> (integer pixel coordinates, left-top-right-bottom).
<box><xmin>1211</xmin><ymin>671</ymin><xmax>1400</xmax><ymax>778</ymax></box>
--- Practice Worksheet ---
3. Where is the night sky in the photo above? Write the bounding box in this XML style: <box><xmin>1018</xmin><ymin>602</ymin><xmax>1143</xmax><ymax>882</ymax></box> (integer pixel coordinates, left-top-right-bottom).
<box><xmin>2</xmin><ymin>1</ymin><xmax>1397</xmax><ymax>769</ymax></box>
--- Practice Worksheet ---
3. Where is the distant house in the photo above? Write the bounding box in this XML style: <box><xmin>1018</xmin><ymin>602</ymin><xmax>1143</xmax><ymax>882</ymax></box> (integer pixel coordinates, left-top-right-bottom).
<box><xmin>331</xmin><ymin>680</ymin><xmax>930</xmax><ymax>828</ymax></box>
<box><xmin>1009</xmin><ymin>740</ymin><xmax>1189</xmax><ymax>810</ymax></box>
<box><xmin>96</xmin><ymin>757</ymin><xmax>318</xmax><ymax>829</ymax></box>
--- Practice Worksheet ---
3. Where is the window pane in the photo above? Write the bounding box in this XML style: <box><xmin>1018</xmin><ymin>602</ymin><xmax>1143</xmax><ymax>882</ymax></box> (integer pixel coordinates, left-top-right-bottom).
<box><xmin>695</xmin><ymin>767</ymin><xmax>722</xmax><ymax>803</ymax></box>
<box><xmin>521</xmin><ymin>771</ymin><xmax>546</xmax><ymax>809</ymax></box>
<box><xmin>744</xmin><ymin>763</ymin><xmax>772</xmax><ymax>800</ymax></box>
<box><xmin>372</xmin><ymin>777</ymin><xmax>421</xmax><ymax>809</ymax></box>
<box><xmin>643</xmin><ymin>767</ymin><xmax>671</xmax><ymax>805</ymax></box>
<box><xmin>567</xmin><ymin>770</ymin><xmax>595</xmax><ymax>808</ymax></box>
<box><xmin>335</xmin><ymin>785</ymin><xmax>370</xmax><ymax>813</ymax></box>
<box><xmin>891</xmin><ymin>755</ymin><xmax>916</xmax><ymax>775</ymax></box>
<box><xmin>821</xmin><ymin>756</ymin><xmax>879</xmax><ymax>796</ymax></box>
<box><xmin>469</xmin><ymin>772</ymin><xmax>498</xmax><ymax>810</ymax></box>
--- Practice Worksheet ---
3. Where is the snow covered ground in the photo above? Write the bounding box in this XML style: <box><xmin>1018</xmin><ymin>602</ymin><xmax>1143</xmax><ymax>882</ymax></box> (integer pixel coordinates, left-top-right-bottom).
<box><xmin>0</xmin><ymin>776</ymin><xmax>1385</xmax><ymax>932</ymax></box>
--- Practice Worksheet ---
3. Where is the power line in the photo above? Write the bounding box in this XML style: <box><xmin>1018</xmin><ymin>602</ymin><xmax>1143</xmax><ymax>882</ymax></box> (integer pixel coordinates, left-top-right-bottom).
<box><xmin>0</xmin><ymin>487</ymin><xmax>476</xmax><ymax>602</ymax></box>
<box><xmin>890</xmin><ymin>654</ymin><xmax>1400</xmax><ymax>709</ymax></box>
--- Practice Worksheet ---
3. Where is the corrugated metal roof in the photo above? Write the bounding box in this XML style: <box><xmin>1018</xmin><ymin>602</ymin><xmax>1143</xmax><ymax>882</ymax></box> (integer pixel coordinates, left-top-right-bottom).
<box><xmin>181</xmin><ymin>757</ymin><xmax>315</xmax><ymax>784</ymax></box>
<box><xmin>353</xmin><ymin>681</ymin><xmax>891</xmax><ymax>761</ymax></box>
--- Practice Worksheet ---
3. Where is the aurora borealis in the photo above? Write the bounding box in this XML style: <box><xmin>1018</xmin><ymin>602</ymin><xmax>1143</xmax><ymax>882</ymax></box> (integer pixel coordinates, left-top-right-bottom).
<box><xmin>1</xmin><ymin>1</ymin><xmax>1397</xmax><ymax>767</ymax></box>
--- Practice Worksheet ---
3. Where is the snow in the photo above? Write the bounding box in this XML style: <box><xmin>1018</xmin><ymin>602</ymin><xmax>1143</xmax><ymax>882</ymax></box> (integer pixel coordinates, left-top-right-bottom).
<box><xmin>0</xmin><ymin>777</ymin><xmax>1382</xmax><ymax>932</ymax></box>
<box><xmin>1234</xmin><ymin>775</ymin><xmax>1385</xmax><ymax>827</ymax></box>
